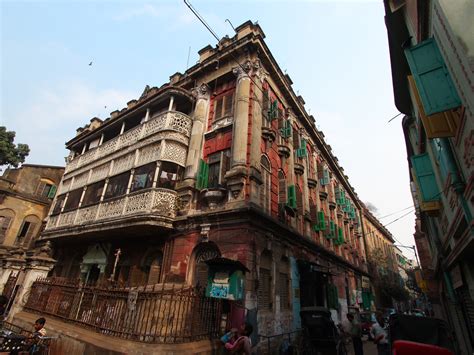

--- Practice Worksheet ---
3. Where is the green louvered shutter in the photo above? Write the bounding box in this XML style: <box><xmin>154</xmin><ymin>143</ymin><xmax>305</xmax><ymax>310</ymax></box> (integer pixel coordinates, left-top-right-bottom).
<box><xmin>280</xmin><ymin>120</ymin><xmax>292</xmax><ymax>138</ymax></box>
<box><xmin>338</xmin><ymin>227</ymin><xmax>344</xmax><ymax>245</ymax></box>
<box><xmin>196</xmin><ymin>159</ymin><xmax>209</xmax><ymax>190</ymax></box>
<box><xmin>411</xmin><ymin>153</ymin><xmax>440</xmax><ymax>202</ymax></box>
<box><xmin>287</xmin><ymin>185</ymin><xmax>297</xmax><ymax>209</ymax></box>
<box><xmin>330</xmin><ymin>220</ymin><xmax>336</xmax><ymax>239</ymax></box>
<box><xmin>404</xmin><ymin>38</ymin><xmax>461</xmax><ymax>115</ymax></box>
<box><xmin>47</xmin><ymin>185</ymin><xmax>57</xmax><ymax>199</ymax></box>
<box><xmin>318</xmin><ymin>211</ymin><xmax>326</xmax><ymax>231</ymax></box>
<box><xmin>297</xmin><ymin>139</ymin><xmax>307</xmax><ymax>158</ymax></box>
<box><xmin>269</xmin><ymin>100</ymin><xmax>278</xmax><ymax>120</ymax></box>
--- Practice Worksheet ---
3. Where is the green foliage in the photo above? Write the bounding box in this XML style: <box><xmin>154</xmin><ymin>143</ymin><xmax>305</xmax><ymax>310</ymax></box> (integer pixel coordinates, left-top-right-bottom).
<box><xmin>0</xmin><ymin>126</ymin><xmax>30</xmax><ymax>167</ymax></box>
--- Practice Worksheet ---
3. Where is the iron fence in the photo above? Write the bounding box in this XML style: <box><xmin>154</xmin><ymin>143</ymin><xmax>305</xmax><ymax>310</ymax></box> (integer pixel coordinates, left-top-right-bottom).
<box><xmin>24</xmin><ymin>277</ymin><xmax>222</xmax><ymax>344</ymax></box>
<box><xmin>2</xmin><ymin>272</ymin><xmax>19</xmax><ymax>301</ymax></box>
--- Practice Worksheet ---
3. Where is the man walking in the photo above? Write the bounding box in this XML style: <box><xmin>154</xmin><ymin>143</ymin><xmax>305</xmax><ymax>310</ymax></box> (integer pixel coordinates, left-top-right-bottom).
<box><xmin>347</xmin><ymin>313</ymin><xmax>364</xmax><ymax>355</ymax></box>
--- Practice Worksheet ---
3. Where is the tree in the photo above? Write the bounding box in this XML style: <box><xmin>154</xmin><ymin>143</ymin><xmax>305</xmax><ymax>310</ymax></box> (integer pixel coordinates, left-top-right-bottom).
<box><xmin>0</xmin><ymin>126</ymin><xmax>30</xmax><ymax>167</ymax></box>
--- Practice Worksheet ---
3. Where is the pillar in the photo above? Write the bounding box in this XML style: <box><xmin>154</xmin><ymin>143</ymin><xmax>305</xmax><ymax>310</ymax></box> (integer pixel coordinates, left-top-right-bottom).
<box><xmin>248</xmin><ymin>59</ymin><xmax>265</xmax><ymax>204</ymax></box>
<box><xmin>7</xmin><ymin>244</ymin><xmax>56</xmax><ymax>320</ymax></box>
<box><xmin>176</xmin><ymin>84</ymin><xmax>210</xmax><ymax>209</ymax></box>
<box><xmin>225</xmin><ymin>62</ymin><xmax>252</xmax><ymax>199</ymax></box>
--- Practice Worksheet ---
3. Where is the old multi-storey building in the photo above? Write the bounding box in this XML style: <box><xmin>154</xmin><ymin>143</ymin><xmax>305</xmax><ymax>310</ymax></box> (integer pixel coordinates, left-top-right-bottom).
<box><xmin>0</xmin><ymin>164</ymin><xmax>64</xmax><ymax>309</ymax></box>
<box><xmin>361</xmin><ymin>207</ymin><xmax>398</xmax><ymax>308</ymax></box>
<box><xmin>4</xmin><ymin>21</ymin><xmax>380</xmax><ymax>352</ymax></box>
<box><xmin>384</xmin><ymin>0</ymin><xmax>473</xmax><ymax>353</ymax></box>
<box><xmin>0</xmin><ymin>164</ymin><xmax>64</xmax><ymax>250</ymax></box>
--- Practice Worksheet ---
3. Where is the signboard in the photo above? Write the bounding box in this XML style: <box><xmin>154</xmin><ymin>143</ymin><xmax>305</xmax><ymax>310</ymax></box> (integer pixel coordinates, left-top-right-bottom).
<box><xmin>362</xmin><ymin>276</ymin><xmax>370</xmax><ymax>290</ymax></box>
<box><xmin>210</xmin><ymin>283</ymin><xmax>229</xmax><ymax>299</ymax></box>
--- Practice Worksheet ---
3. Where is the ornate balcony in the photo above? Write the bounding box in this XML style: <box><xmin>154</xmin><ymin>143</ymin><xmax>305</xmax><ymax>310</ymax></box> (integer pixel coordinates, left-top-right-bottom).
<box><xmin>44</xmin><ymin>188</ymin><xmax>177</xmax><ymax>234</ymax></box>
<box><xmin>64</xmin><ymin>111</ymin><xmax>192</xmax><ymax>175</ymax></box>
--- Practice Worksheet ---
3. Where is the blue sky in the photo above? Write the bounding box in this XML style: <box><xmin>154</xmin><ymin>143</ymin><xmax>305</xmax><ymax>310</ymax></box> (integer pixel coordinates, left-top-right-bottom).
<box><xmin>1</xmin><ymin>0</ymin><xmax>417</xmax><ymax>259</ymax></box>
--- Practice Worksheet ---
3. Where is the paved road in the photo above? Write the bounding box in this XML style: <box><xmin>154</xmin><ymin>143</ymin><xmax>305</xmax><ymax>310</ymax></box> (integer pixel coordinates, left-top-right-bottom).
<box><xmin>344</xmin><ymin>339</ymin><xmax>378</xmax><ymax>355</ymax></box>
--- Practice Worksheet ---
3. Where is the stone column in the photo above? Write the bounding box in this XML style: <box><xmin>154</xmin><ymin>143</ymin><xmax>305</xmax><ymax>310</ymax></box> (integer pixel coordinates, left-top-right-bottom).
<box><xmin>183</xmin><ymin>84</ymin><xmax>210</xmax><ymax>182</ymax></box>
<box><xmin>176</xmin><ymin>84</ymin><xmax>210</xmax><ymax>209</ymax></box>
<box><xmin>248</xmin><ymin>59</ymin><xmax>265</xmax><ymax>204</ymax></box>
<box><xmin>225</xmin><ymin>61</ymin><xmax>252</xmax><ymax>199</ymax></box>
<box><xmin>7</xmin><ymin>243</ymin><xmax>56</xmax><ymax>320</ymax></box>
<box><xmin>0</xmin><ymin>248</ymin><xmax>26</xmax><ymax>294</ymax></box>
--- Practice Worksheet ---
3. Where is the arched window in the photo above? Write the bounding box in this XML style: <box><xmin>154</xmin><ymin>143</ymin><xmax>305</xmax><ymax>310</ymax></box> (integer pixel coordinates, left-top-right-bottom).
<box><xmin>35</xmin><ymin>178</ymin><xmax>57</xmax><ymax>199</ymax></box>
<box><xmin>279</xmin><ymin>257</ymin><xmax>290</xmax><ymax>310</ymax></box>
<box><xmin>143</xmin><ymin>250</ymin><xmax>163</xmax><ymax>285</ymax></box>
<box><xmin>0</xmin><ymin>209</ymin><xmax>15</xmax><ymax>245</ymax></box>
<box><xmin>260</xmin><ymin>156</ymin><xmax>271</xmax><ymax>213</ymax></box>
<box><xmin>258</xmin><ymin>250</ymin><xmax>272</xmax><ymax>311</ymax></box>
<box><xmin>192</xmin><ymin>243</ymin><xmax>221</xmax><ymax>290</ymax></box>
<box><xmin>15</xmin><ymin>215</ymin><xmax>41</xmax><ymax>247</ymax></box>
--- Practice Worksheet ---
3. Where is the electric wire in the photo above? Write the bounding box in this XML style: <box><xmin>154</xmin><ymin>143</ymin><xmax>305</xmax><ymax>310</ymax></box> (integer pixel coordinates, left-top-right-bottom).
<box><xmin>378</xmin><ymin>205</ymin><xmax>415</xmax><ymax>219</ymax></box>
<box><xmin>183</xmin><ymin>0</ymin><xmax>268</xmax><ymax>99</ymax></box>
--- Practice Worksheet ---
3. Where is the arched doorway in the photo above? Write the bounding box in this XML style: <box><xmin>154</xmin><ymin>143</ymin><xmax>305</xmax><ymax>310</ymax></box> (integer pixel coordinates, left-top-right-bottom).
<box><xmin>192</xmin><ymin>243</ymin><xmax>221</xmax><ymax>290</ymax></box>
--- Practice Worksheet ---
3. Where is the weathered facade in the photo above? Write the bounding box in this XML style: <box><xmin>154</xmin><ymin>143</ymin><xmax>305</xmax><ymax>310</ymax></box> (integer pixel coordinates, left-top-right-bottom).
<box><xmin>384</xmin><ymin>0</ymin><xmax>474</xmax><ymax>353</ymax></box>
<box><xmin>361</xmin><ymin>207</ymin><xmax>398</xmax><ymax>309</ymax></box>
<box><xmin>0</xmin><ymin>164</ymin><xmax>64</xmax><ymax>249</ymax></box>
<box><xmin>1</xmin><ymin>21</ymin><xmax>393</xmax><ymax>353</ymax></box>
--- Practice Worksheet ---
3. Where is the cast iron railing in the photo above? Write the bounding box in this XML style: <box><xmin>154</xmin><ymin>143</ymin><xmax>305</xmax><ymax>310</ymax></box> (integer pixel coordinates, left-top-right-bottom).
<box><xmin>24</xmin><ymin>278</ymin><xmax>222</xmax><ymax>344</ymax></box>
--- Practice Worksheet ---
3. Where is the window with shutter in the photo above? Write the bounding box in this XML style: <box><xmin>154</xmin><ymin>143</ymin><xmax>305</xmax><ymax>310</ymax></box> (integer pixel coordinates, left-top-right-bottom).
<box><xmin>296</xmin><ymin>185</ymin><xmax>303</xmax><ymax>216</ymax></box>
<box><xmin>320</xmin><ymin>168</ymin><xmax>330</xmax><ymax>186</ymax></box>
<box><xmin>310</xmin><ymin>200</ymin><xmax>318</xmax><ymax>227</ymax></box>
<box><xmin>287</xmin><ymin>185</ymin><xmax>297</xmax><ymax>209</ymax></box>
<box><xmin>260</xmin><ymin>156</ymin><xmax>271</xmax><ymax>213</ymax></box>
<box><xmin>278</xmin><ymin>170</ymin><xmax>287</xmax><ymax>205</ymax></box>
<box><xmin>47</xmin><ymin>185</ymin><xmax>57</xmax><ymax>199</ymax></box>
<box><xmin>411</xmin><ymin>153</ymin><xmax>440</xmax><ymax>202</ymax></box>
<box><xmin>293</xmin><ymin>128</ymin><xmax>300</xmax><ymax>149</ymax></box>
<box><xmin>223</xmin><ymin>93</ymin><xmax>234</xmax><ymax>117</ymax></box>
<box><xmin>22</xmin><ymin>222</ymin><xmax>37</xmax><ymax>247</ymax></box>
<box><xmin>278</xmin><ymin>272</ymin><xmax>290</xmax><ymax>310</ymax></box>
<box><xmin>214</xmin><ymin>97</ymin><xmax>224</xmax><ymax>120</ymax></box>
<box><xmin>259</xmin><ymin>251</ymin><xmax>273</xmax><ymax>311</ymax></box>
<box><xmin>318</xmin><ymin>211</ymin><xmax>326</xmax><ymax>231</ymax></box>
<box><xmin>262</xmin><ymin>90</ymin><xmax>270</xmax><ymax>120</ymax></box>
<box><xmin>268</xmin><ymin>100</ymin><xmax>279</xmax><ymax>120</ymax></box>
<box><xmin>404</xmin><ymin>38</ymin><xmax>461</xmax><ymax>115</ymax></box>
<box><xmin>297</xmin><ymin>139</ymin><xmax>308</xmax><ymax>158</ymax></box>
<box><xmin>279</xmin><ymin>120</ymin><xmax>292</xmax><ymax>139</ymax></box>
<box><xmin>0</xmin><ymin>216</ymin><xmax>12</xmax><ymax>244</ymax></box>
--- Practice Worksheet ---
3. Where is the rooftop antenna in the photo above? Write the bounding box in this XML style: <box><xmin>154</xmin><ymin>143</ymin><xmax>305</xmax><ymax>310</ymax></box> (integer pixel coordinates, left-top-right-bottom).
<box><xmin>225</xmin><ymin>19</ymin><xmax>236</xmax><ymax>33</ymax></box>
<box><xmin>186</xmin><ymin>46</ymin><xmax>191</xmax><ymax>71</ymax></box>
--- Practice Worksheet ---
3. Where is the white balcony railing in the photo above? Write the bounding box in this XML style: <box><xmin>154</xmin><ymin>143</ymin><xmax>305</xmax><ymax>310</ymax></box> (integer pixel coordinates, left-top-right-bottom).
<box><xmin>45</xmin><ymin>188</ymin><xmax>177</xmax><ymax>231</ymax></box>
<box><xmin>65</xmin><ymin>111</ymin><xmax>192</xmax><ymax>174</ymax></box>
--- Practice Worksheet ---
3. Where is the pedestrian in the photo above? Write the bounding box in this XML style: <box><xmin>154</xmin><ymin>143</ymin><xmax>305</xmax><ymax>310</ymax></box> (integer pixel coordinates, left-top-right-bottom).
<box><xmin>33</xmin><ymin>317</ymin><xmax>47</xmax><ymax>337</ymax></box>
<box><xmin>370</xmin><ymin>312</ymin><xmax>389</xmax><ymax>355</ymax></box>
<box><xmin>224</xmin><ymin>323</ymin><xmax>253</xmax><ymax>354</ymax></box>
<box><xmin>347</xmin><ymin>313</ymin><xmax>364</xmax><ymax>355</ymax></box>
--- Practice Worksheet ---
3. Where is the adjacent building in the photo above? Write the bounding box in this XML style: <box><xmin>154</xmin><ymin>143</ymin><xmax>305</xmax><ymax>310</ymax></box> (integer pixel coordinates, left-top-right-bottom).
<box><xmin>361</xmin><ymin>207</ymin><xmax>399</xmax><ymax>309</ymax></box>
<box><xmin>0</xmin><ymin>164</ymin><xmax>64</xmax><ymax>250</ymax></box>
<box><xmin>384</xmin><ymin>0</ymin><xmax>474</xmax><ymax>353</ymax></box>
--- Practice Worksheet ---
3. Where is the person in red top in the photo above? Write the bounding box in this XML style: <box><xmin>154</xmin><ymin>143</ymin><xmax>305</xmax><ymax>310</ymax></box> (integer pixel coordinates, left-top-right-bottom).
<box><xmin>224</xmin><ymin>323</ymin><xmax>253</xmax><ymax>354</ymax></box>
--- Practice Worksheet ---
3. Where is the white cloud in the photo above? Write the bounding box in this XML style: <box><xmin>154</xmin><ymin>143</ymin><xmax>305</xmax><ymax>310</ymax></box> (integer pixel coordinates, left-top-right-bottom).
<box><xmin>5</xmin><ymin>81</ymin><xmax>134</xmax><ymax>167</ymax></box>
